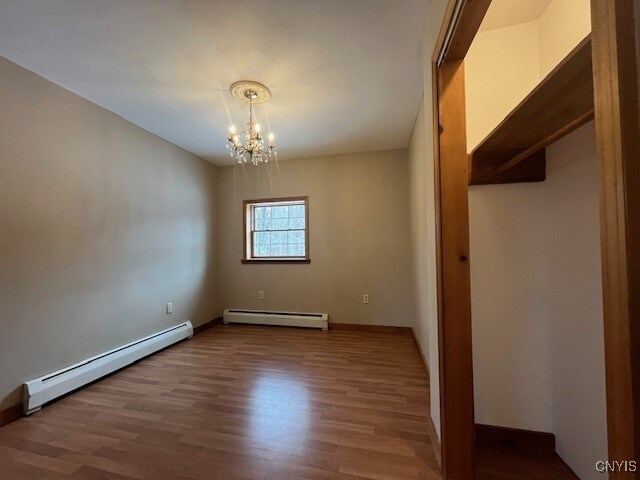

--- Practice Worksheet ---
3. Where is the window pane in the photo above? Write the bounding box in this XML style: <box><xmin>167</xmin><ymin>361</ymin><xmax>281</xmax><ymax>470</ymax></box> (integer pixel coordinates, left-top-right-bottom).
<box><xmin>288</xmin><ymin>244</ymin><xmax>305</xmax><ymax>256</ymax></box>
<box><xmin>255</xmin><ymin>218</ymin><xmax>271</xmax><ymax>231</ymax></box>
<box><xmin>271</xmin><ymin>218</ymin><xmax>288</xmax><ymax>230</ymax></box>
<box><xmin>271</xmin><ymin>244</ymin><xmax>288</xmax><ymax>256</ymax></box>
<box><xmin>288</xmin><ymin>230</ymin><xmax>305</xmax><ymax>244</ymax></box>
<box><xmin>270</xmin><ymin>231</ymin><xmax>287</xmax><ymax>244</ymax></box>
<box><xmin>271</xmin><ymin>206</ymin><xmax>288</xmax><ymax>218</ymax></box>
<box><xmin>255</xmin><ymin>206</ymin><xmax>271</xmax><ymax>219</ymax></box>
<box><xmin>288</xmin><ymin>217</ymin><xmax>304</xmax><ymax>229</ymax></box>
<box><xmin>289</xmin><ymin>204</ymin><xmax>305</xmax><ymax>218</ymax></box>
<box><xmin>255</xmin><ymin>231</ymin><xmax>270</xmax><ymax>245</ymax></box>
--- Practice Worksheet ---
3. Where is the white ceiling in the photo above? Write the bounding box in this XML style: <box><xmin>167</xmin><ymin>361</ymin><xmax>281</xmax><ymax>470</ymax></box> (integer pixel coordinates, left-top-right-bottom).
<box><xmin>479</xmin><ymin>0</ymin><xmax>554</xmax><ymax>31</ymax></box>
<box><xmin>0</xmin><ymin>0</ymin><xmax>428</xmax><ymax>165</ymax></box>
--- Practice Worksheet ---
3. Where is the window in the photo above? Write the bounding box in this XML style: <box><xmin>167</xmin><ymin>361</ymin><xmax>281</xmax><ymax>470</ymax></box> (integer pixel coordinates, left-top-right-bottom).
<box><xmin>242</xmin><ymin>197</ymin><xmax>309</xmax><ymax>263</ymax></box>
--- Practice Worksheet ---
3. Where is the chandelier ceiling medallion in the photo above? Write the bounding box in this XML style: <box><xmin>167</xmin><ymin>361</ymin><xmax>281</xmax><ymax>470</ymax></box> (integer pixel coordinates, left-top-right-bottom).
<box><xmin>226</xmin><ymin>80</ymin><xmax>277</xmax><ymax>165</ymax></box>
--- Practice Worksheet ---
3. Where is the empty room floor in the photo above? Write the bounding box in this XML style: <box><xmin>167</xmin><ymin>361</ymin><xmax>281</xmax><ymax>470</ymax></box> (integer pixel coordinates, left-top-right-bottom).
<box><xmin>0</xmin><ymin>325</ymin><xmax>441</xmax><ymax>480</ymax></box>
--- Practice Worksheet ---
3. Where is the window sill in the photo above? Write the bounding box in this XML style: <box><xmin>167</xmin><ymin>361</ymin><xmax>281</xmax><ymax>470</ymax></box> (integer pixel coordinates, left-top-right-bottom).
<box><xmin>241</xmin><ymin>258</ymin><xmax>311</xmax><ymax>264</ymax></box>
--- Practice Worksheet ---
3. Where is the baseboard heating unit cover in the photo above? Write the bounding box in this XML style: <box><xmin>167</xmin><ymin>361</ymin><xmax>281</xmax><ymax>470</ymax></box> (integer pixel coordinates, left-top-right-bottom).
<box><xmin>23</xmin><ymin>321</ymin><xmax>193</xmax><ymax>414</ymax></box>
<box><xmin>223</xmin><ymin>309</ymin><xmax>328</xmax><ymax>330</ymax></box>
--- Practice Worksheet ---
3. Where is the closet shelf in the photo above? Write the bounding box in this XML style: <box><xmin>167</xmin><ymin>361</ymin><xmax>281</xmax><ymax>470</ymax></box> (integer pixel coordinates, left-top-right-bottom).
<box><xmin>468</xmin><ymin>34</ymin><xmax>594</xmax><ymax>186</ymax></box>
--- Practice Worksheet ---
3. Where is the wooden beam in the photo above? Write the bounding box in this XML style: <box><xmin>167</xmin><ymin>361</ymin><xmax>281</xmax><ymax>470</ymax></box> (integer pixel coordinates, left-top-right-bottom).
<box><xmin>493</xmin><ymin>109</ymin><xmax>594</xmax><ymax>174</ymax></box>
<box><xmin>469</xmin><ymin>149</ymin><xmax>546</xmax><ymax>185</ymax></box>
<box><xmin>436</xmin><ymin>59</ymin><xmax>475</xmax><ymax>479</ymax></box>
<box><xmin>590</xmin><ymin>0</ymin><xmax>640</xmax><ymax>474</ymax></box>
<box><xmin>446</xmin><ymin>0</ymin><xmax>492</xmax><ymax>61</ymax></box>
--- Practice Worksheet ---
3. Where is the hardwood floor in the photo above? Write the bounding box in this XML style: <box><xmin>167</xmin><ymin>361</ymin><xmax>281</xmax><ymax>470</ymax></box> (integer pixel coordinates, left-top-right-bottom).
<box><xmin>0</xmin><ymin>325</ymin><xmax>441</xmax><ymax>480</ymax></box>
<box><xmin>476</xmin><ymin>443</ymin><xmax>579</xmax><ymax>479</ymax></box>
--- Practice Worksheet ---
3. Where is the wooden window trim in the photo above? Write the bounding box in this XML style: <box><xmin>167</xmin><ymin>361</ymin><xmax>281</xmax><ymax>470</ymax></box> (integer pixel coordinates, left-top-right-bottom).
<box><xmin>242</xmin><ymin>196</ymin><xmax>310</xmax><ymax>264</ymax></box>
<box><xmin>241</xmin><ymin>259</ymin><xmax>311</xmax><ymax>265</ymax></box>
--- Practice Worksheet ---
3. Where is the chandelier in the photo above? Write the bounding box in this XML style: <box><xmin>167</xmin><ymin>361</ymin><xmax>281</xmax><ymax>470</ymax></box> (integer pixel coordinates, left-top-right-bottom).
<box><xmin>226</xmin><ymin>80</ymin><xmax>277</xmax><ymax>165</ymax></box>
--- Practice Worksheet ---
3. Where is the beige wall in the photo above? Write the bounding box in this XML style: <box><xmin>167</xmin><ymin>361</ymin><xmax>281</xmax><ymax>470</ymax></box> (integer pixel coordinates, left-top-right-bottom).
<box><xmin>465</xmin><ymin>20</ymin><xmax>540</xmax><ymax>150</ymax></box>
<box><xmin>0</xmin><ymin>57</ymin><xmax>220</xmax><ymax>409</ymax></box>
<box><xmin>217</xmin><ymin>150</ymin><xmax>415</xmax><ymax>327</ymax></box>
<box><xmin>468</xmin><ymin>178</ymin><xmax>554</xmax><ymax>432</ymax></box>
<box><xmin>407</xmin><ymin>97</ymin><xmax>440</xmax><ymax>438</ymax></box>
<box><xmin>465</xmin><ymin>2</ymin><xmax>607</xmax><ymax>477</ymax></box>
<box><xmin>405</xmin><ymin>0</ymin><xmax>455</xmax><ymax>440</ymax></box>
<box><xmin>408</xmin><ymin>100</ymin><xmax>432</xmax><ymax>361</ymax></box>
<box><xmin>538</xmin><ymin>0</ymin><xmax>591</xmax><ymax>77</ymax></box>
<box><xmin>545</xmin><ymin>123</ymin><xmax>607</xmax><ymax>479</ymax></box>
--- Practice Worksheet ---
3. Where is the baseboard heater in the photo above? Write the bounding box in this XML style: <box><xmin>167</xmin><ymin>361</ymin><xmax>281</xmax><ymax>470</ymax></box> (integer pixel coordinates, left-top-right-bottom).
<box><xmin>22</xmin><ymin>321</ymin><xmax>193</xmax><ymax>415</ymax></box>
<box><xmin>223</xmin><ymin>309</ymin><xmax>328</xmax><ymax>330</ymax></box>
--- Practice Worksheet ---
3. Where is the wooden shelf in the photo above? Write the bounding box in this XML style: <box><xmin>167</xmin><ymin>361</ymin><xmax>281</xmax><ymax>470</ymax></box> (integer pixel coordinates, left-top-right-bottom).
<box><xmin>469</xmin><ymin>35</ymin><xmax>594</xmax><ymax>185</ymax></box>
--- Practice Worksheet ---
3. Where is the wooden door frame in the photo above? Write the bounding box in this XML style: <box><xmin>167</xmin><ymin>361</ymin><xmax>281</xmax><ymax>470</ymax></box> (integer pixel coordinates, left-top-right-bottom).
<box><xmin>590</xmin><ymin>0</ymin><xmax>640</xmax><ymax>472</ymax></box>
<box><xmin>432</xmin><ymin>0</ymin><xmax>639</xmax><ymax>477</ymax></box>
<box><xmin>431</xmin><ymin>2</ymin><xmax>491</xmax><ymax>477</ymax></box>
<box><xmin>434</xmin><ymin>58</ymin><xmax>475</xmax><ymax>480</ymax></box>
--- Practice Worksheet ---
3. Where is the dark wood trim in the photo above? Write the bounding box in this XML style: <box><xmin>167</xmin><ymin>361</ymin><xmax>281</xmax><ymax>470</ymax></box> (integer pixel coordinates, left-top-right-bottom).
<box><xmin>0</xmin><ymin>403</ymin><xmax>23</xmax><ymax>427</ymax></box>
<box><xmin>411</xmin><ymin>328</ymin><xmax>442</xmax><ymax>469</ymax></box>
<box><xmin>243</xmin><ymin>196</ymin><xmax>309</xmax><ymax>204</ymax></box>
<box><xmin>242</xmin><ymin>196</ymin><xmax>310</xmax><ymax>263</ymax></box>
<box><xmin>241</xmin><ymin>258</ymin><xmax>310</xmax><ymax>264</ymax></box>
<box><xmin>411</xmin><ymin>329</ymin><xmax>430</xmax><ymax>374</ymax></box>
<box><xmin>469</xmin><ymin>149</ymin><xmax>546</xmax><ymax>185</ymax></box>
<box><xmin>328</xmin><ymin>323</ymin><xmax>412</xmax><ymax>335</ymax></box>
<box><xmin>476</xmin><ymin>424</ymin><xmax>579</xmax><ymax>478</ymax></box>
<box><xmin>193</xmin><ymin>317</ymin><xmax>223</xmax><ymax>335</ymax></box>
<box><xmin>428</xmin><ymin>414</ymin><xmax>442</xmax><ymax>471</ymax></box>
<box><xmin>435</xmin><ymin>58</ymin><xmax>475</xmax><ymax>479</ymax></box>
<box><xmin>475</xmin><ymin>424</ymin><xmax>556</xmax><ymax>455</ymax></box>
<box><xmin>590</xmin><ymin>0</ymin><xmax>640</xmax><ymax>472</ymax></box>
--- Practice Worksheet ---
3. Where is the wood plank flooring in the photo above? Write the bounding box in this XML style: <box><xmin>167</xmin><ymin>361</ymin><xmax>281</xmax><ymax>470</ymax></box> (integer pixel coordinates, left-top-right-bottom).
<box><xmin>476</xmin><ymin>441</ymin><xmax>579</xmax><ymax>479</ymax></box>
<box><xmin>0</xmin><ymin>325</ymin><xmax>442</xmax><ymax>480</ymax></box>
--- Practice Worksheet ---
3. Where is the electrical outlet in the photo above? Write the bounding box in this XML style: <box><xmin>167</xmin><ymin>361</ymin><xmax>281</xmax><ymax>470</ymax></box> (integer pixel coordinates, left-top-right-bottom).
<box><xmin>362</xmin><ymin>293</ymin><xmax>370</xmax><ymax>304</ymax></box>
<box><xmin>166</xmin><ymin>303</ymin><xmax>173</xmax><ymax>314</ymax></box>
<box><xmin>258</xmin><ymin>290</ymin><xmax>264</xmax><ymax>300</ymax></box>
